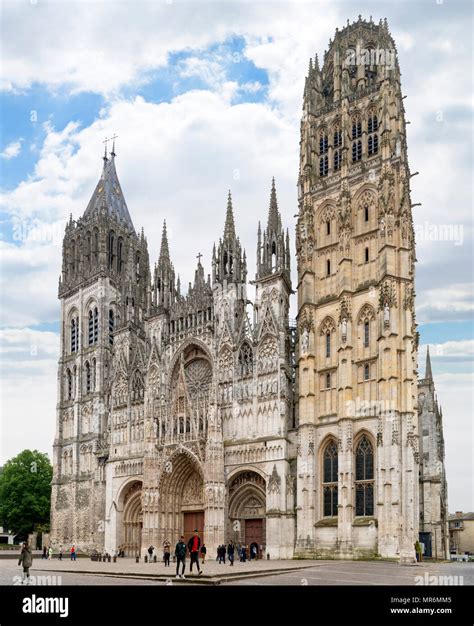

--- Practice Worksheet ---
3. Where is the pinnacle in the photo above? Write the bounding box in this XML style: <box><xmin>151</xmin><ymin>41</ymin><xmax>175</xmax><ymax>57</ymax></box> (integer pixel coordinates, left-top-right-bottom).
<box><xmin>223</xmin><ymin>190</ymin><xmax>236</xmax><ymax>240</ymax></box>
<box><xmin>159</xmin><ymin>220</ymin><xmax>171</xmax><ymax>263</ymax></box>
<box><xmin>425</xmin><ymin>345</ymin><xmax>433</xmax><ymax>381</ymax></box>
<box><xmin>267</xmin><ymin>177</ymin><xmax>282</xmax><ymax>234</ymax></box>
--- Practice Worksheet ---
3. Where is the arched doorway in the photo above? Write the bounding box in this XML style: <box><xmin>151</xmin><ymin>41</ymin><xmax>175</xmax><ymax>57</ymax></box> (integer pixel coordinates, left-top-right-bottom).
<box><xmin>122</xmin><ymin>481</ymin><xmax>143</xmax><ymax>557</ymax></box>
<box><xmin>228</xmin><ymin>471</ymin><xmax>266</xmax><ymax>557</ymax></box>
<box><xmin>158</xmin><ymin>453</ymin><xmax>205</xmax><ymax>547</ymax></box>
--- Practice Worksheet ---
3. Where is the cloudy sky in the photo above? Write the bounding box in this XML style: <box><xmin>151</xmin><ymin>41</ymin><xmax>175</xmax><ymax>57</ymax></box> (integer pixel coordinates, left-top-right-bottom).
<box><xmin>0</xmin><ymin>0</ymin><xmax>472</xmax><ymax>511</ymax></box>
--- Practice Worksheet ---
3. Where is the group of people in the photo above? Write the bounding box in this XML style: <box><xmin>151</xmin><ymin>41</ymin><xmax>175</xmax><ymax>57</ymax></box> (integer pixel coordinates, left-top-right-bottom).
<box><xmin>41</xmin><ymin>544</ymin><xmax>77</xmax><ymax>560</ymax></box>
<box><xmin>173</xmin><ymin>530</ymin><xmax>204</xmax><ymax>579</ymax></box>
<box><xmin>216</xmin><ymin>542</ymin><xmax>235</xmax><ymax>565</ymax></box>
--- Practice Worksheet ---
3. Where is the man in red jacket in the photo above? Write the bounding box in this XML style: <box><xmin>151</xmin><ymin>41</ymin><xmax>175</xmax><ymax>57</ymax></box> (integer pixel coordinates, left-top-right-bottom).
<box><xmin>187</xmin><ymin>530</ymin><xmax>203</xmax><ymax>575</ymax></box>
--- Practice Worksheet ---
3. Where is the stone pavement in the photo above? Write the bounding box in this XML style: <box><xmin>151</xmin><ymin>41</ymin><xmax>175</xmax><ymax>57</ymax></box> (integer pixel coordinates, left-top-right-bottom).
<box><xmin>2</xmin><ymin>555</ymin><xmax>316</xmax><ymax>584</ymax></box>
<box><xmin>1</xmin><ymin>554</ymin><xmax>472</xmax><ymax>586</ymax></box>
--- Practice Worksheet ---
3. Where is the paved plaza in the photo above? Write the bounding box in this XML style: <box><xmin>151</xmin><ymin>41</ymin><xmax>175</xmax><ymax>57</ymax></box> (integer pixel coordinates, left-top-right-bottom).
<box><xmin>1</xmin><ymin>555</ymin><xmax>472</xmax><ymax>587</ymax></box>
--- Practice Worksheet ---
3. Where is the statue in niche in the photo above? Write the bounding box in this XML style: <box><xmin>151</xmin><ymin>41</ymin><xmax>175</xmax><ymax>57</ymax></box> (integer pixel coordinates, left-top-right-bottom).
<box><xmin>300</xmin><ymin>328</ymin><xmax>309</xmax><ymax>355</ymax></box>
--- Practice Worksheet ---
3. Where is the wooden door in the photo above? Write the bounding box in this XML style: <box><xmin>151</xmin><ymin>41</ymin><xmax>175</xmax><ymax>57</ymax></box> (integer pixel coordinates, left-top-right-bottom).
<box><xmin>183</xmin><ymin>511</ymin><xmax>204</xmax><ymax>548</ymax></box>
<box><xmin>245</xmin><ymin>518</ymin><xmax>263</xmax><ymax>552</ymax></box>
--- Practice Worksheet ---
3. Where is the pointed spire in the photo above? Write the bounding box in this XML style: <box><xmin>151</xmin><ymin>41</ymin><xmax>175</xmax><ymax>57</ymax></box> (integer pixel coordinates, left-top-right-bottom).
<box><xmin>159</xmin><ymin>220</ymin><xmax>170</xmax><ymax>263</ymax></box>
<box><xmin>267</xmin><ymin>177</ymin><xmax>282</xmax><ymax>233</ymax></box>
<box><xmin>224</xmin><ymin>190</ymin><xmax>236</xmax><ymax>240</ymax></box>
<box><xmin>425</xmin><ymin>345</ymin><xmax>433</xmax><ymax>380</ymax></box>
<box><xmin>84</xmin><ymin>147</ymin><xmax>134</xmax><ymax>230</ymax></box>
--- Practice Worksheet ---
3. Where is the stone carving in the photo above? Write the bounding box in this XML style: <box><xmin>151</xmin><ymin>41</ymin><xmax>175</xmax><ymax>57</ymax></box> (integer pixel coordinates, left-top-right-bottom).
<box><xmin>267</xmin><ymin>465</ymin><xmax>281</xmax><ymax>494</ymax></box>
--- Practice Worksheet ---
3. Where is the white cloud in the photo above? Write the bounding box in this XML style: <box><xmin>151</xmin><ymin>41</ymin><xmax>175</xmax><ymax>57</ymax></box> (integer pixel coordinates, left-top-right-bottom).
<box><xmin>0</xmin><ymin>139</ymin><xmax>22</xmax><ymax>160</ymax></box>
<box><xmin>416</xmin><ymin>283</ymin><xmax>473</xmax><ymax>325</ymax></box>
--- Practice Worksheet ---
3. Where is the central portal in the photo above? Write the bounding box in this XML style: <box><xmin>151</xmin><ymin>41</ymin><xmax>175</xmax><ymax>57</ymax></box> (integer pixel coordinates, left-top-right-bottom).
<box><xmin>183</xmin><ymin>511</ymin><xmax>204</xmax><ymax>547</ymax></box>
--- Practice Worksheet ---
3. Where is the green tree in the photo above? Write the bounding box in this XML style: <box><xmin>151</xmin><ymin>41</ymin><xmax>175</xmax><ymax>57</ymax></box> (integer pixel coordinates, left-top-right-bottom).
<box><xmin>0</xmin><ymin>449</ymin><xmax>52</xmax><ymax>539</ymax></box>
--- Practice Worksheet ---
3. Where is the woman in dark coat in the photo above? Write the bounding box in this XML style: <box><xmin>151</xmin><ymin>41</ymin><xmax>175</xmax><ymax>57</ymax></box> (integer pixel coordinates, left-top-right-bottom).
<box><xmin>18</xmin><ymin>542</ymin><xmax>33</xmax><ymax>584</ymax></box>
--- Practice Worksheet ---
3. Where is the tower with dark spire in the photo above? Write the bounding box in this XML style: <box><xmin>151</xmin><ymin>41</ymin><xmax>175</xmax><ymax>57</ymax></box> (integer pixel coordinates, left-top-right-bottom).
<box><xmin>52</xmin><ymin>144</ymin><xmax>150</xmax><ymax>551</ymax></box>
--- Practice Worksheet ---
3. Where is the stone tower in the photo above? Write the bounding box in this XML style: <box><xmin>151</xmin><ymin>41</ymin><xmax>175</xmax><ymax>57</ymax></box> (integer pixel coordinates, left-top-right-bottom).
<box><xmin>295</xmin><ymin>16</ymin><xmax>419</xmax><ymax>561</ymax></box>
<box><xmin>51</xmin><ymin>146</ymin><xmax>149</xmax><ymax>550</ymax></box>
<box><xmin>418</xmin><ymin>347</ymin><xmax>449</xmax><ymax>559</ymax></box>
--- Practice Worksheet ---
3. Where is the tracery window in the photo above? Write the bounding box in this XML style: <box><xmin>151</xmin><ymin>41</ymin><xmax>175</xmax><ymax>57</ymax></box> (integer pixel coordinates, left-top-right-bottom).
<box><xmin>367</xmin><ymin>111</ymin><xmax>378</xmax><ymax>156</ymax></box>
<box><xmin>67</xmin><ymin>369</ymin><xmax>73</xmax><ymax>400</ymax></box>
<box><xmin>85</xmin><ymin>361</ymin><xmax>91</xmax><ymax>394</ymax></box>
<box><xmin>238</xmin><ymin>342</ymin><xmax>253</xmax><ymax>377</ymax></box>
<box><xmin>71</xmin><ymin>316</ymin><xmax>79</xmax><ymax>353</ymax></box>
<box><xmin>352</xmin><ymin>115</ymin><xmax>362</xmax><ymax>162</ymax></box>
<box><xmin>88</xmin><ymin>307</ymin><xmax>99</xmax><ymax>345</ymax></box>
<box><xmin>355</xmin><ymin>436</ymin><xmax>374</xmax><ymax>516</ymax></box>
<box><xmin>333</xmin><ymin>124</ymin><xmax>342</xmax><ymax>172</ymax></box>
<box><xmin>323</xmin><ymin>440</ymin><xmax>338</xmax><ymax>516</ymax></box>
<box><xmin>319</xmin><ymin>155</ymin><xmax>328</xmax><ymax>177</ymax></box>
<box><xmin>364</xmin><ymin>321</ymin><xmax>370</xmax><ymax>348</ymax></box>
<box><xmin>109</xmin><ymin>309</ymin><xmax>115</xmax><ymax>345</ymax></box>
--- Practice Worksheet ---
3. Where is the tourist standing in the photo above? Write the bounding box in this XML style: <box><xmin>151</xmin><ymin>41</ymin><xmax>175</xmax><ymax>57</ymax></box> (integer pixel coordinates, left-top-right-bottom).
<box><xmin>175</xmin><ymin>536</ymin><xmax>186</xmax><ymax>579</ymax></box>
<box><xmin>187</xmin><ymin>529</ymin><xmax>203</xmax><ymax>575</ymax></box>
<box><xmin>42</xmin><ymin>546</ymin><xmax>47</xmax><ymax>560</ymax></box>
<box><xmin>227</xmin><ymin>541</ymin><xmax>235</xmax><ymax>566</ymax></box>
<box><xmin>241</xmin><ymin>545</ymin><xmax>247</xmax><ymax>562</ymax></box>
<box><xmin>58</xmin><ymin>546</ymin><xmax>63</xmax><ymax>561</ymax></box>
<box><xmin>200</xmin><ymin>543</ymin><xmax>207</xmax><ymax>564</ymax></box>
<box><xmin>70</xmin><ymin>545</ymin><xmax>76</xmax><ymax>561</ymax></box>
<box><xmin>48</xmin><ymin>546</ymin><xmax>53</xmax><ymax>560</ymax></box>
<box><xmin>147</xmin><ymin>545</ymin><xmax>154</xmax><ymax>562</ymax></box>
<box><xmin>163</xmin><ymin>540</ymin><xmax>171</xmax><ymax>566</ymax></box>
<box><xmin>18</xmin><ymin>542</ymin><xmax>33</xmax><ymax>584</ymax></box>
<box><xmin>415</xmin><ymin>541</ymin><xmax>423</xmax><ymax>562</ymax></box>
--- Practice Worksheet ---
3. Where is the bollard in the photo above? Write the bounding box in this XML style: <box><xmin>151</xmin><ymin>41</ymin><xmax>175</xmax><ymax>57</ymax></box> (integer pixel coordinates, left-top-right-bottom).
<box><xmin>113</xmin><ymin>556</ymin><xmax>117</xmax><ymax>563</ymax></box>
<box><xmin>136</xmin><ymin>555</ymin><xmax>140</xmax><ymax>563</ymax></box>
<box><xmin>145</xmin><ymin>555</ymin><xmax>148</xmax><ymax>563</ymax></box>
<box><xmin>99</xmin><ymin>554</ymin><xmax>102</xmax><ymax>562</ymax></box>
<box><xmin>267</xmin><ymin>553</ymin><xmax>270</xmax><ymax>560</ymax></box>
<box><xmin>108</xmin><ymin>555</ymin><xmax>111</xmax><ymax>563</ymax></box>
<box><xmin>153</xmin><ymin>555</ymin><xmax>157</xmax><ymax>563</ymax></box>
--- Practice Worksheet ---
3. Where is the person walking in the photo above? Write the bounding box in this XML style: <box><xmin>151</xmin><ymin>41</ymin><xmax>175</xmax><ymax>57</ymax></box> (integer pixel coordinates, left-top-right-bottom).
<box><xmin>250</xmin><ymin>542</ymin><xmax>258</xmax><ymax>560</ymax></box>
<box><xmin>187</xmin><ymin>529</ymin><xmax>203</xmax><ymax>575</ymax></box>
<box><xmin>18</xmin><ymin>542</ymin><xmax>33</xmax><ymax>584</ymax></box>
<box><xmin>70</xmin><ymin>545</ymin><xmax>76</xmax><ymax>561</ymax></box>
<box><xmin>48</xmin><ymin>546</ymin><xmax>53</xmax><ymax>560</ymax></box>
<box><xmin>415</xmin><ymin>541</ymin><xmax>423</xmax><ymax>563</ymax></box>
<box><xmin>58</xmin><ymin>546</ymin><xmax>63</xmax><ymax>561</ymax></box>
<box><xmin>241</xmin><ymin>544</ymin><xmax>247</xmax><ymax>562</ymax></box>
<box><xmin>221</xmin><ymin>543</ymin><xmax>226</xmax><ymax>564</ymax></box>
<box><xmin>227</xmin><ymin>541</ymin><xmax>235</xmax><ymax>566</ymax></box>
<box><xmin>200</xmin><ymin>543</ymin><xmax>207</xmax><ymax>564</ymax></box>
<box><xmin>163</xmin><ymin>540</ymin><xmax>171</xmax><ymax>566</ymax></box>
<box><xmin>175</xmin><ymin>536</ymin><xmax>186</xmax><ymax>579</ymax></box>
<box><xmin>42</xmin><ymin>546</ymin><xmax>47</xmax><ymax>560</ymax></box>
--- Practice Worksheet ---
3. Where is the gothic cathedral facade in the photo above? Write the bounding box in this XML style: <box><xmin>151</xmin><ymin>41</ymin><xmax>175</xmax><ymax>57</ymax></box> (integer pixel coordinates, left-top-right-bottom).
<box><xmin>51</xmin><ymin>17</ymin><xmax>448</xmax><ymax>561</ymax></box>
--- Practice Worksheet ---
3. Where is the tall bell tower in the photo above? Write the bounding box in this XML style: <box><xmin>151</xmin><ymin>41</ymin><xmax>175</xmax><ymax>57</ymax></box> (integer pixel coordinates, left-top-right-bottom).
<box><xmin>295</xmin><ymin>16</ymin><xmax>419</xmax><ymax>561</ymax></box>
<box><xmin>51</xmin><ymin>143</ymin><xmax>149</xmax><ymax>551</ymax></box>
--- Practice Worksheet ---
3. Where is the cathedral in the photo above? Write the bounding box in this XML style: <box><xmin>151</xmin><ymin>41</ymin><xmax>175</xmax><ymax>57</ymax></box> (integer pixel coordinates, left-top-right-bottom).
<box><xmin>51</xmin><ymin>16</ymin><xmax>448</xmax><ymax>561</ymax></box>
